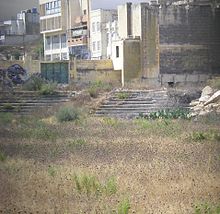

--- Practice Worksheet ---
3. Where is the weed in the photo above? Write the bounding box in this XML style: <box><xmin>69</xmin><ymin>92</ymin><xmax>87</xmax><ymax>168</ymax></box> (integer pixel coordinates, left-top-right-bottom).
<box><xmin>73</xmin><ymin>173</ymin><xmax>117</xmax><ymax>197</ymax></box>
<box><xmin>23</xmin><ymin>75</ymin><xmax>45</xmax><ymax>91</ymax></box>
<box><xmin>39</xmin><ymin>82</ymin><xmax>57</xmax><ymax>95</ymax></box>
<box><xmin>48</xmin><ymin>165</ymin><xmax>56</xmax><ymax>177</ymax></box>
<box><xmin>117</xmin><ymin>199</ymin><xmax>130</xmax><ymax>214</ymax></box>
<box><xmin>194</xmin><ymin>203</ymin><xmax>220</xmax><ymax>214</ymax></box>
<box><xmin>88</xmin><ymin>87</ymin><xmax>99</xmax><ymax>98</ymax></box>
<box><xmin>146</xmin><ymin>108</ymin><xmax>190</xmax><ymax>120</ymax></box>
<box><xmin>0</xmin><ymin>151</ymin><xmax>6</xmax><ymax>162</ymax></box>
<box><xmin>2</xmin><ymin>103</ymin><xmax>14</xmax><ymax>111</ymax></box>
<box><xmin>103</xmin><ymin>117</ymin><xmax>119</xmax><ymax>127</ymax></box>
<box><xmin>68</xmin><ymin>139</ymin><xmax>87</xmax><ymax>150</ymax></box>
<box><xmin>56</xmin><ymin>106</ymin><xmax>80</xmax><ymax>123</ymax></box>
<box><xmin>135</xmin><ymin>118</ymin><xmax>181</xmax><ymax>138</ymax></box>
<box><xmin>104</xmin><ymin>177</ymin><xmax>117</xmax><ymax>196</ymax></box>
<box><xmin>73</xmin><ymin>173</ymin><xmax>101</xmax><ymax>196</ymax></box>
<box><xmin>0</xmin><ymin>112</ymin><xmax>13</xmax><ymax>124</ymax></box>
<box><xmin>20</xmin><ymin>121</ymin><xmax>58</xmax><ymax>141</ymax></box>
<box><xmin>190</xmin><ymin>130</ymin><xmax>220</xmax><ymax>142</ymax></box>
<box><xmin>116</xmin><ymin>92</ymin><xmax>130</xmax><ymax>100</ymax></box>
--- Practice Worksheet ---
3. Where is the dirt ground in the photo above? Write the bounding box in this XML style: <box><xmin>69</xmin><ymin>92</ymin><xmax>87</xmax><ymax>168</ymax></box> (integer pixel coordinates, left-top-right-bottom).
<box><xmin>0</xmin><ymin>97</ymin><xmax>220</xmax><ymax>214</ymax></box>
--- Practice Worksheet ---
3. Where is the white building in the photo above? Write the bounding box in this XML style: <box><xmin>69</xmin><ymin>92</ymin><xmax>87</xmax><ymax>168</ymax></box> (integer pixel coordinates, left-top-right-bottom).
<box><xmin>90</xmin><ymin>9</ymin><xmax>117</xmax><ymax>59</ymax></box>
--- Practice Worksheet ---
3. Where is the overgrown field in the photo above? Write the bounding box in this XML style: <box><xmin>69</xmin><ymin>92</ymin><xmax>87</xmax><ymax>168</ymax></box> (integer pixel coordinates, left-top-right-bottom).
<box><xmin>0</xmin><ymin>104</ymin><xmax>220</xmax><ymax>213</ymax></box>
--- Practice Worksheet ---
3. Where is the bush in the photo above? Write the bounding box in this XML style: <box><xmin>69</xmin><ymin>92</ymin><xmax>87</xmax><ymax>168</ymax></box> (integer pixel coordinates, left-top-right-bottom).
<box><xmin>88</xmin><ymin>87</ymin><xmax>99</xmax><ymax>98</ymax></box>
<box><xmin>56</xmin><ymin>106</ymin><xmax>80</xmax><ymax>122</ymax></box>
<box><xmin>23</xmin><ymin>75</ymin><xmax>45</xmax><ymax>91</ymax></box>
<box><xmin>39</xmin><ymin>82</ymin><xmax>57</xmax><ymax>95</ymax></box>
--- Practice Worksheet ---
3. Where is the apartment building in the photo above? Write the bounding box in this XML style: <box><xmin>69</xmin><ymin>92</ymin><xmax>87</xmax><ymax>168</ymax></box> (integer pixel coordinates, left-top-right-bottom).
<box><xmin>39</xmin><ymin>0</ymin><xmax>82</xmax><ymax>61</ymax></box>
<box><xmin>90</xmin><ymin>9</ymin><xmax>117</xmax><ymax>59</ymax></box>
<box><xmin>68</xmin><ymin>0</ymin><xmax>91</xmax><ymax>59</ymax></box>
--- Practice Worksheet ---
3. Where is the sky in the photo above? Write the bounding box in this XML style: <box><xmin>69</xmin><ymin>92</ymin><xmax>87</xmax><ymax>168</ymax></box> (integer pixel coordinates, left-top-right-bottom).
<box><xmin>0</xmin><ymin>0</ymin><xmax>148</xmax><ymax>21</ymax></box>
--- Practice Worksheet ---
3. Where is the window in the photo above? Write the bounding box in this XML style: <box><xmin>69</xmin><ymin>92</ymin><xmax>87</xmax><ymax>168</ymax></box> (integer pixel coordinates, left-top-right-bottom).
<box><xmin>116</xmin><ymin>46</ymin><xmax>119</xmax><ymax>58</ymax></box>
<box><xmin>97</xmin><ymin>22</ymin><xmax>100</xmax><ymax>32</ymax></box>
<box><xmin>52</xmin><ymin>35</ymin><xmax>60</xmax><ymax>49</ymax></box>
<box><xmin>61</xmin><ymin>34</ymin><xmax>66</xmax><ymax>48</ymax></box>
<box><xmin>93</xmin><ymin>42</ymin><xmax>96</xmax><ymax>51</ymax></box>
<box><xmin>97</xmin><ymin>41</ymin><xmax>101</xmax><ymax>51</ymax></box>
<box><xmin>83</xmin><ymin>10</ymin><xmax>87</xmax><ymax>15</ymax></box>
<box><xmin>45</xmin><ymin>0</ymin><xmax>61</xmax><ymax>15</ymax></box>
<box><xmin>92</xmin><ymin>22</ymin><xmax>95</xmax><ymax>32</ymax></box>
<box><xmin>45</xmin><ymin>36</ymin><xmax>51</xmax><ymax>50</ymax></box>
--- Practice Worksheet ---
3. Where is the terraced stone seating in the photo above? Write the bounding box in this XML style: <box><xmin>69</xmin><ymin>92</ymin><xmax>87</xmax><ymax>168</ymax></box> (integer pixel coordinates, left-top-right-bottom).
<box><xmin>95</xmin><ymin>89</ymin><xmax>185</xmax><ymax>118</ymax></box>
<box><xmin>0</xmin><ymin>91</ymin><xmax>72</xmax><ymax>114</ymax></box>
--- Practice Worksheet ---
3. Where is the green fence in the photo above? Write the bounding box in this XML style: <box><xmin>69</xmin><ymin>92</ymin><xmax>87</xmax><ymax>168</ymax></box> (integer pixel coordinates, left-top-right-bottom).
<box><xmin>41</xmin><ymin>62</ymin><xmax>69</xmax><ymax>84</ymax></box>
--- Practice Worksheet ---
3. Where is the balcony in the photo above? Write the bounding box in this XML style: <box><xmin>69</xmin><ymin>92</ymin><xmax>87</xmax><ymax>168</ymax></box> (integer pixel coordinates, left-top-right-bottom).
<box><xmin>68</xmin><ymin>37</ymin><xmax>88</xmax><ymax>47</ymax></box>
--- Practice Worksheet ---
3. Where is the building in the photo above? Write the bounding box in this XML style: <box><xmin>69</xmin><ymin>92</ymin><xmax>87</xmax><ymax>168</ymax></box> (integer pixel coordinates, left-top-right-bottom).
<box><xmin>68</xmin><ymin>0</ymin><xmax>91</xmax><ymax>59</ymax></box>
<box><xmin>39</xmin><ymin>0</ymin><xmax>84</xmax><ymax>61</ymax></box>
<box><xmin>0</xmin><ymin>8</ymin><xmax>39</xmax><ymax>36</ymax></box>
<box><xmin>90</xmin><ymin>9</ymin><xmax>117</xmax><ymax>59</ymax></box>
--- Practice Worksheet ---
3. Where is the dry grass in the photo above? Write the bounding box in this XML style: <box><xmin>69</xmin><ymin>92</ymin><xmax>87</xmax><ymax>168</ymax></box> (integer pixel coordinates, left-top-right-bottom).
<box><xmin>0</xmin><ymin>104</ymin><xmax>220</xmax><ymax>213</ymax></box>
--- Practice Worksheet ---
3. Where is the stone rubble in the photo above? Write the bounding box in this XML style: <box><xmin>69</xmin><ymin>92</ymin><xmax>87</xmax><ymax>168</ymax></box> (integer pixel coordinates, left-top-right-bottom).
<box><xmin>190</xmin><ymin>86</ymin><xmax>220</xmax><ymax>117</ymax></box>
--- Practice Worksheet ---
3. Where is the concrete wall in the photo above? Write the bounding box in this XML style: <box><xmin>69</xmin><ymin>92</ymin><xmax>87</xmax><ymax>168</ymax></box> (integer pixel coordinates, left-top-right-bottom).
<box><xmin>117</xmin><ymin>3</ymin><xmax>132</xmax><ymax>39</ymax></box>
<box><xmin>123</xmin><ymin>39</ymin><xmax>141</xmax><ymax>81</ymax></box>
<box><xmin>132</xmin><ymin>3</ymin><xmax>160</xmax><ymax>79</ymax></box>
<box><xmin>0</xmin><ymin>35</ymin><xmax>40</xmax><ymax>46</ymax></box>
<box><xmin>70</xmin><ymin>59</ymin><xmax>121</xmax><ymax>84</ymax></box>
<box><xmin>159</xmin><ymin>5</ymin><xmax>220</xmax><ymax>75</ymax></box>
<box><xmin>0</xmin><ymin>58</ymin><xmax>40</xmax><ymax>74</ymax></box>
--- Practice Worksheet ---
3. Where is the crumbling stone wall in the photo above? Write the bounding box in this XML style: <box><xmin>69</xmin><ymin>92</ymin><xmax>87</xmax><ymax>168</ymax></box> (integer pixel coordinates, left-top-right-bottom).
<box><xmin>159</xmin><ymin>4</ymin><xmax>220</xmax><ymax>74</ymax></box>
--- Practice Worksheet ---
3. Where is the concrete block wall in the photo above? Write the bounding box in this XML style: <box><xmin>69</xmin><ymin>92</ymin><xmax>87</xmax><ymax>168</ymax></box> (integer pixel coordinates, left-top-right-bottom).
<box><xmin>159</xmin><ymin>5</ymin><xmax>220</xmax><ymax>75</ymax></box>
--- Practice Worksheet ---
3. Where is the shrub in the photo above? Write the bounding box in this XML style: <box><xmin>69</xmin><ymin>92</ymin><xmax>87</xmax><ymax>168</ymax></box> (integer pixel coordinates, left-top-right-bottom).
<box><xmin>88</xmin><ymin>87</ymin><xmax>99</xmax><ymax>98</ymax></box>
<box><xmin>23</xmin><ymin>75</ymin><xmax>45</xmax><ymax>91</ymax></box>
<box><xmin>39</xmin><ymin>82</ymin><xmax>57</xmax><ymax>95</ymax></box>
<box><xmin>118</xmin><ymin>199</ymin><xmax>130</xmax><ymax>214</ymax></box>
<box><xmin>103</xmin><ymin>117</ymin><xmax>119</xmax><ymax>127</ymax></box>
<box><xmin>56</xmin><ymin>106</ymin><xmax>80</xmax><ymax>122</ymax></box>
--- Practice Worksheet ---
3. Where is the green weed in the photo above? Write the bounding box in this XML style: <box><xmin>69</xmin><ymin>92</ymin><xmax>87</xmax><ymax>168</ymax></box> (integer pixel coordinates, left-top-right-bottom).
<box><xmin>2</xmin><ymin>103</ymin><xmax>14</xmax><ymax>111</ymax></box>
<box><xmin>116</xmin><ymin>92</ymin><xmax>130</xmax><ymax>100</ymax></box>
<box><xmin>117</xmin><ymin>199</ymin><xmax>130</xmax><ymax>214</ymax></box>
<box><xmin>20</xmin><ymin>121</ymin><xmax>58</xmax><ymax>141</ymax></box>
<box><xmin>194</xmin><ymin>203</ymin><xmax>220</xmax><ymax>214</ymax></box>
<box><xmin>48</xmin><ymin>165</ymin><xmax>56</xmax><ymax>177</ymax></box>
<box><xmin>0</xmin><ymin>112</ymin><xmax>13</xmax><ymax>124</ymax></box>
<box><xmin>56</xmin><ymin>106</ymin><xmax>80</xmax><ymax>123</ymax></box>
<box><xmin>0</xmin><ymin>151</ymin><xmax>6</xmax><ymax>162</ymax></box>
<box><xmin>73</xmin><ymin>173</ymin><xmax>101</xmax><ymax>196</ymax></box>
<box><xmin>146</xmin><ymin>108</ymin><xmax>190</xmax><ymax>120</ymax></box>
<box><xmin>39</xmin><ymin>82</ymin><xmax>57</xmax><ymax>95</ymax></box>
<box><xmin>68</xmin><ymin>139</ymin><xmax>87</xmax><ymax>150</ymax></box>
<box><xmin>104</xmin><ymin>177</ymin><xmax>117</xmax><ymax>196</ymax></box>
<box><xmin>73</xmin><ymin>173</ymin><xmax>117</xmax><ymax>197</ymax></box>
<box><xmin>103</xmin><ymin>117</ymin><xmax>119</xmax><ymax>127</ymax></box>
<box><xmin>190</xmin><ymin>130</ymin><xmax>220</xmax><ymax>142</ymax></box>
